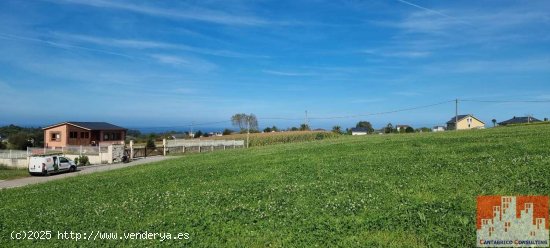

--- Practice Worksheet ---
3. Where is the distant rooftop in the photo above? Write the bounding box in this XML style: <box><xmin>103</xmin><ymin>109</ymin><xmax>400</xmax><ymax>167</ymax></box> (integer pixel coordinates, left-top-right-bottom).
<box><xmin>498</xmin><ymin>116</ymin><xmax>541</xmax><ymax>126</ymax></box>
<box><xmin>350</xmin><ymin>127</ymin><xmax>370</xmax><ymax>132</ymax></box>
<box><xmin>43</xmin><ymin>122</ymin><xmax>127</xmax><ymax>131</ymax></box>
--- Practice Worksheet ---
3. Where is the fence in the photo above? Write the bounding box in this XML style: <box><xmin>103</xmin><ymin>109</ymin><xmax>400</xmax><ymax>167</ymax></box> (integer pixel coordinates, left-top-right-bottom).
<box><xmin>129</xmin><ymin>139</ymin><xmax>245</xmax><ymax>158</ymax></box>
<box><xmin>27</xmin><ymin>145</ymin><xmax>102</xmax><ymax>156</ymax></box>
<box><xmin>1</xmin><ymin>139</ymin><xmax>245</xmax><ymax>168</ymax></box>
<box><xmin>0</xmin><ymin>150</ymin><xmax>28</xmax><ymax>159</ymax></box>
<box><xmin>166</xmin><ymin>139</ymin><xmax>245</xmax><ymax>148</ymax></box>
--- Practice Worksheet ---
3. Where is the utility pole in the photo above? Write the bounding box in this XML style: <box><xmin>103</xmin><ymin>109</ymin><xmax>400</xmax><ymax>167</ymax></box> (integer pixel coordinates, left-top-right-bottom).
<box><xmin>190</xmin><ymin>121</ymin><xmax>195</xmax><ymax>139</ymax></box>
<box><xmin>455</xmin><ymin>98</ymin><xmax>458</xmax><ymax>130</ymax></box>
<box><xmin>246</xmin><ymin>118</ymin><xmax>250</xmax><ymax>148</ymax></box>
<box><xmin>305</xmin><ymin>110</ymin><xmax>309</xmax><ymax>126</ymax></box>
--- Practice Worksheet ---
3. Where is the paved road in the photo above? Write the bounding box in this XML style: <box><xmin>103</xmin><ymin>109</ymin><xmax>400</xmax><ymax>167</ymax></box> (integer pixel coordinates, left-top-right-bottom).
<box><xmin>0</xmin><ymin>156</ymin><xmax>174</xmax><ymax>190</ymax></box>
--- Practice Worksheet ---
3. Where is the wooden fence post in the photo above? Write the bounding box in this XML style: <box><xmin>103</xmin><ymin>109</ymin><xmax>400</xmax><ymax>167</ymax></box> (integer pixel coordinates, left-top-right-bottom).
<box><xmin>130</xmin><ymin>140</ymin><xmax>134</xmax><ymax>160</ymax></box>
<box><xmin>163</xmin><ymin>139</ymin><xmax>167</xmax><ymax>156</ymax></box>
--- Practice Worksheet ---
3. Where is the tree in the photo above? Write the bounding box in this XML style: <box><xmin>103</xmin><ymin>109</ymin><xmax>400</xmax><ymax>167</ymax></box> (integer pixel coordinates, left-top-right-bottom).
<box><xmin>8</xmin><ymin>132</ymin><xmax>33</xmax><ymax>150</ymax></box>
<box><xmin>355</xmin><ymin>121</ymin><xmax>374</xmax><ymax>134</ymax></box>
<box><xmin>405</xmin><ymin>127</ymin><xmax>415</xmax><ymax>133</ymax></box>
<box><xmin>194</xmin><ymin>130</ymin><xmax>203</xmax><ymax>138</ymax></box>
<box><xmin>231</xmin><ymin>113</ymin><xmax>259</xmax><ymax>133</ymax></box>
<box><xmin>146</xmin><ymin>139</ymin><xmax>156</xmax><ymax>149</ymax></box>
<box><xmin>263</xmin><ymin>127</ymin><xmax>272</xmax><ymax>133</ymax></box>
<box><xmin>416</xmin><ymin>127</ymin><xmax>432</xmax><ymax>133</ymax></box>
<box><xmin>290</xmin><ymin>127</ymin><xmax>299</xmax><ymax>131</ymax></box>
<box><xmin>271</xmin><ymin>126</ymin><xmax>279</xmax><ymax>132</ymax></box>
<box><xmin>0</xmin><ymin>141</ymin><xmax>6</xmax><ymax>150</ymax></box>
<box><xmin>384</xmin><ymin>123</ymin><xmax>394</xmax><ymax>134</ymax></box>
<box><xmin>332</xmin><ymin>125</ymin><xmax>342</xmax><ymax>134</ymax></box>
<box><xmin>299</xmin><ymin>124</ymin><xmax>310</xmax><ymax>131</ymax></box>
<box><xmin>127</xmin><ymin>129</ymin><xmax>142</xmax><ymax>137</ymax></box>
<box><xmin>222</xmin><ymin>129</ymin><xmax>233</xmax><ymax>135</ymax></box>
<box><xmin>492</xmin><ymin>119</ymin><xmax>497</xmax><ymax>127</ymax></box>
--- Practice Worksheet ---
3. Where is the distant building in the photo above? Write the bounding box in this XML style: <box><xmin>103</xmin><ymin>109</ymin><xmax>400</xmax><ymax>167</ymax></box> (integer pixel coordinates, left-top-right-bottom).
<box><xmin>350</xmin><ymin>127</ymin><xmax>369</xmax><ymax>135</ymax></box>
<box><xmin>446</xmin><ymin>114</ymin><xmax>485</xmax><ymax>130</ymax></box>
<box><xmin>43</xmin><ymin>121</ymin><xmax>127</xmax><ymax>148</ymax></box>
<box><xmin>432</xmin><ymin>126</ymin><xmax>446</xmax><ymax>132</ymax></box>
<box><xmin>208</xmin><ymin>132</ymin><xmax>223</xmax><ymax>137</ymax></box>
<box><xmin>396</xmin><ymin>125</ymin><xmax>411</xmax><ymax>132</ymax></box>
<box><xmin>498</xmin><ymin>116</ymin><xmax>541</xmax><ymax>126</ymax></box>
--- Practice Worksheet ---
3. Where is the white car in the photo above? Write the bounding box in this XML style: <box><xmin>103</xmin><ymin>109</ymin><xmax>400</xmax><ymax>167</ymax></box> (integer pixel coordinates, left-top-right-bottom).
<box><xmin>28</xmin><ymin>155</ymin><xmax>77</xmax><ymax>176</ymax></box>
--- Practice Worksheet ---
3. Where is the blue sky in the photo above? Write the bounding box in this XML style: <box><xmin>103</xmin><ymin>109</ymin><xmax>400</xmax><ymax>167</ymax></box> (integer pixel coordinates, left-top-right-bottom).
<box><xmin>0</xmin><ymin>0</ymin><xmax>549</xmax><ymax>130</ymax></box>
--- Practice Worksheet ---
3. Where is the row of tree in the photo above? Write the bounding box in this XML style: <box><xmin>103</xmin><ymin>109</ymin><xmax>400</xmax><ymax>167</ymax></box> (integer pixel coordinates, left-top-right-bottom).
<box><xmin>231</xmin><ymin>114</ymin><xmax>433</xmax><ymax>135</ymax></box>
<box><xmin>330</xmin><ymin>121</ymin><xmax>431</xmax><ymax>135</ymax></box>
<box><xmin>0</xmin><ymin>124</ymin><xmax>44</xmax><ymax>150</ymax></box>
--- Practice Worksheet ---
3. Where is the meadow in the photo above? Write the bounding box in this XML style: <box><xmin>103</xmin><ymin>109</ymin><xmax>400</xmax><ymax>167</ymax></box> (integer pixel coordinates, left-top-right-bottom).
<box><xmin>203</xmin><ymin>130</ymin><xmax>341</xmax><ymax>147</ymax></box>
<box><xmin>0</xmin><ymin>125</ymin><xmax>549</xmax><ymax>247</ymax></box>
<box><xmin>0</xmin><ymin>165</ymin><xmax>28</xmax><ymax>180</ymax></box>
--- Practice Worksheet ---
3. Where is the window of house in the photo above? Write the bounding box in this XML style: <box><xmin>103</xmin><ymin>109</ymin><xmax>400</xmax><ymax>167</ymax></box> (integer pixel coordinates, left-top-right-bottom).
<box><xmin>50</xmin><ymin>132</ymin><xmax>61</xmax><ymax>141</ymax></box>
<box><xmin>69</xmin><ymin>131</ymin><xmax>78</xmax><ymax>139</ymax></box>
<box><xmin>85</xmin><ymin>132</ymin><xmax>89</xmax><ymax>138</ymax></box>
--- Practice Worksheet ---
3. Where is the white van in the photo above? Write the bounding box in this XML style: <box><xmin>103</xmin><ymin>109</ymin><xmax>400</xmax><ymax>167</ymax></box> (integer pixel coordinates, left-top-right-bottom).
<box><xmin>28</xmin><ymin>155</ymin><xmax>77</xmax><ymax>176</ymax></box>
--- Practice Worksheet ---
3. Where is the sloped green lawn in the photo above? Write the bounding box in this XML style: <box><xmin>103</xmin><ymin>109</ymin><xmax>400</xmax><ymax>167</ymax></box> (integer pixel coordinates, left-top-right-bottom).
<box><xmin>1</xmin><ymin>125</ymin><xmax>549</xmax><ymax>247</ymax></box>
<box><xmin>0</xmin><ymin>165</ymin><xmax>28</xmax><ymax>180</ymax></box>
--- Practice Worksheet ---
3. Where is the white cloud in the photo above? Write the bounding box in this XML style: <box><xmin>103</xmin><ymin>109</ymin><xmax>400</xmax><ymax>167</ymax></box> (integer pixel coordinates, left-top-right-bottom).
<box><xmin>53</xmin><ymin>0</ymin><xmax>270</xmax><ymax>26</ymax></box>
<box><xmin>362</xmin><ymin>49</ymin><xmax>431</xmax><ymax>58</ymax></box>
<box><xmin>425</xmin><ymin>57</ymin><xmax>550</xmax><ymax>74</ymax></box>
<box><xmin>51</xmin><ymin>32</ymin><xmax>267</xmax><ymax>58</ymax></box>
<box><xmin>150</xmin><ymin>54</ymin><xmax>217</xmax><ymax>72</ymax></box>
<box><xmin>262</xmin><ymin>70</ymin><xmax>317</xmax><ymax>76</ymax></box>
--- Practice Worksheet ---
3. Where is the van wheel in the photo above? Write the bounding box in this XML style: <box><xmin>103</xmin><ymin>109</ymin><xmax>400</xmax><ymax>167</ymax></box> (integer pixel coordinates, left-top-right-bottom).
<box><xmin>42</xmin><ymin>171</ymin><xmax>49</xmax><ymax>176</ymax></box>
<box><xmin>69</xmin><ymin>166</ymin><xmax>76</xmax><ymax>172</ymax></box>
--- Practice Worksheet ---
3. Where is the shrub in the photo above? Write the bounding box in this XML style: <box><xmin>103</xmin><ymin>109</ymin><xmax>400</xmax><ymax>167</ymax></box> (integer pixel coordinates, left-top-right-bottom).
<box><xmin>77</xmin><ymin>155</ymin><xmax>90</xmax><ymax>166</ymax></box>
<box><xmin>146</xmin><ymin>139</ymin><xmax>156</xmax><ymax>149</ymax></box>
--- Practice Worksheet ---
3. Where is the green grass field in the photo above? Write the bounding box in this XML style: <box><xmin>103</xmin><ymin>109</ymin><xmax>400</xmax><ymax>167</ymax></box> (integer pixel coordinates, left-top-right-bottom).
<box><xmin>0</xmin><ymin>165</ymin><xmax>28</xmax><ymax>180</ymax></box>
<box><xmin>1</xmin><ymin>125</ymin><xmax>549</xmax><ymax>247</ymax></box>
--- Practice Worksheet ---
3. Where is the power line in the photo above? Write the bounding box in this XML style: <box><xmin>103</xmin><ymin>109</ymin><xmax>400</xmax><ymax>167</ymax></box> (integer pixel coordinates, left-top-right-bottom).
<box><xmin>308</xmin><ymin>100</ymin><xmax>454</xmax><ymax>120</ymax></box>
<box><xmin>127</xmin><ymin>98</ymin><xmax>550</xmax><ymax>130</ymax></box>
<box><xmin>461</xmin><ymin>99</ymin><xmax>550</xmax><ymax>103</ymax></box>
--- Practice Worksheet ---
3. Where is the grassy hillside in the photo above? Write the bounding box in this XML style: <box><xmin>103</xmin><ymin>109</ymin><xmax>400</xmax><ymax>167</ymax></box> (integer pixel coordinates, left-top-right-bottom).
<box><xmin>0</xmin><ymin>165</ymin><xmax>28</xmax><ymax>180</ymax></box>
<box><xmin>1</xmin><ymin>126</ymin><xmax>549</xmax><ymax>247</ymax></box>
<box><xmin>203</xmin><ymin>130</ymin><xmax>340</xmax><ymax>147</ymax></box>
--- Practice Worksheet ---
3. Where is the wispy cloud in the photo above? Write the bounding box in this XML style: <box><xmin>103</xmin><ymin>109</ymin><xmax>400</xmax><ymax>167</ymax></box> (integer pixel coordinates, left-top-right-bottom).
<box><xmin>51</xmin><ymin>32</ymin><xmax>268</xmax><ymax>58</ymax></box>
<box><xmin>151</xmin><ymin>54</ymin><xmax>217</xmax><ymax>72</ymax></box>
<box><xmin>425</xmin><ymin>57</ymin><xmax>550</xmax><ymax>74</ymax></box>
<box><xmin>262</xmin><ymin>70</ymin><xmax>317</xmax><ymax>76</ymax></box>
<box><xmin>362</xmin><ymin>49</ymin><xmax>430</xmax><ymax>58</ymax></box>
<box><xmin>396</xmin><ymin>0</ymin><xmax>472</xmax><ymax>26</ymax></box>
<box><xmin>52</xmin><ymin>0</ymin><xmax>270</xmax><ymax>26</ymax></box>
<box><xmin>0</xmin><ymin>32</ymin><xmax>137</xmax><ymax>59</ymax></box>
<box><xmin>392</xmin><ymin>91</ymin><xmax>421</xmax><ymax>97</ymax></box>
